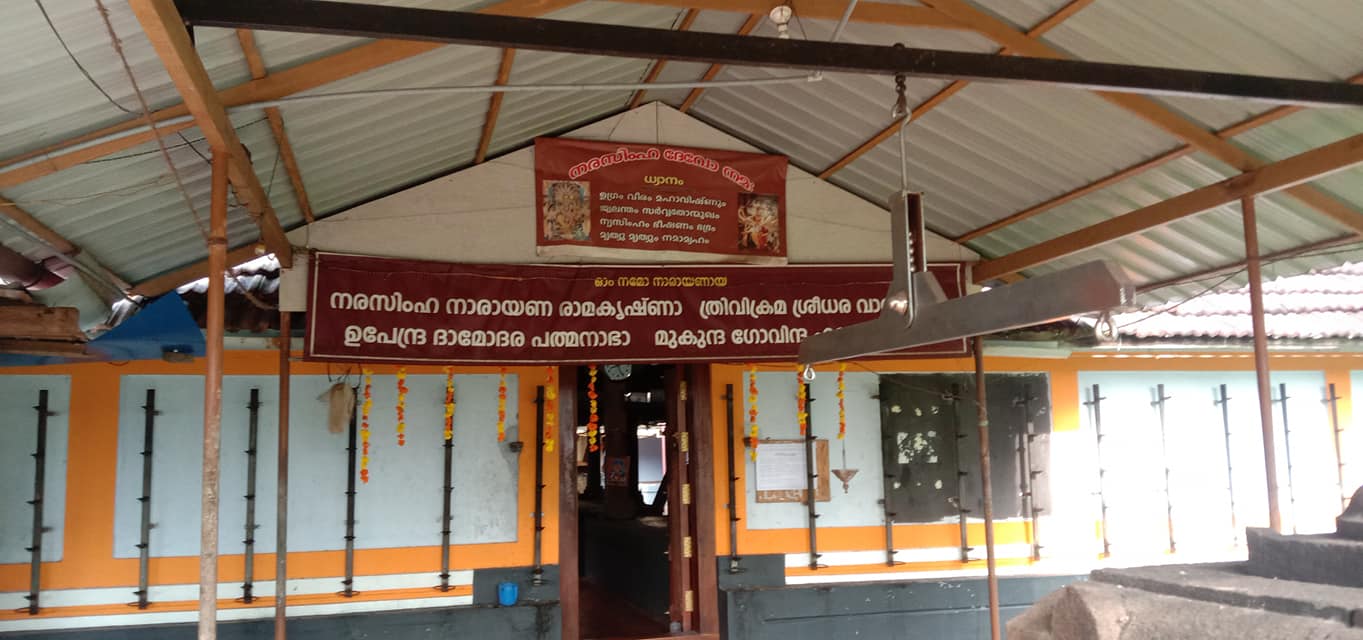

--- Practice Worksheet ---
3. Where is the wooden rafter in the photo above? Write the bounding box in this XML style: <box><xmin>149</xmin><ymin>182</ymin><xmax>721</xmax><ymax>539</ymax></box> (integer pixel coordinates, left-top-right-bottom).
<box><xmin>0</xmin><ymin>0</ymin><xmax>583</xmax><ymax>191</ymax></box>
<box><xmin>918</xmin><ymin>0</ymin><xmax>1363</xmax><ymax>239</ymax></box>
<box><xmin>678</xmin><ymin>13</ymin><xmax>761</xmax><ymax>113</ymax></box>
<box><xmin>0</xmin><ymin>200</ymin><xmax>132</xmax><ymax>292</ymax></box>
<box><xmin>130</xmin><ymin>0</ymin><xmax>294</xmax><ymax>267</ymax></box>
<box><xmin>955</xmin><ymin>69</ymin><xmax>1363</xmax><ymax>243</ymax></box>
<box><xmin>819</xmin><ymin>0</ymin><xmax>1092</xmax><ymax>180</ymax></box>
<box><xmin>235</xmin><ymin>29</ymin><xmax>316</xmax><ymax>223</ymax></box>
<box><xmin>628</xmin><ymin>9</ymin><xmax>700</xmax><ymax>110</ymax></box>
<box><xmin>971</xmin><ymin>130</ymin><xmax>1363</xmax><ymax>283</ymax></box>
<box><xmin>476</xmin><ymin>49</ymin><xmax>518</xmax><ymax>164</ymax></box>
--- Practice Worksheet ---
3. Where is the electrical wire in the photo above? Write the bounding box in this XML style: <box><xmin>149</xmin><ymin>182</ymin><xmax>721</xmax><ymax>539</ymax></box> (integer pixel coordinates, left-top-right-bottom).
<box><xmin>35</xmin><ymin>0</ymin><xmax>133</xmax><ymax>114</ymax></box>
<box><xmin>94</xmin><ymin>0</ymin><xmax>209</xmax><ymax>242</ymax></box>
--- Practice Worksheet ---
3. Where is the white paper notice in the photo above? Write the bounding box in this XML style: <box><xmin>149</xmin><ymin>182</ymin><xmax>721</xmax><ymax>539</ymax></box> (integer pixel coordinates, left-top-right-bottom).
<box><xmin>755</xmin><ymin>442</ymin><xmax>807</xmax><ymax>492</ymax></box>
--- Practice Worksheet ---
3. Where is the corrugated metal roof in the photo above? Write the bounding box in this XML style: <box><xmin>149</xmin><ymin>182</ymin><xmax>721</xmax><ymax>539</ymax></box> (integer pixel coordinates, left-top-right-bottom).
<box><xmin>0</xmin><ymin>2</ymin><xmax>249</xmax><ymax>158</ymax></box>
<box><xmin>5</xmin><ymin>0</ymin><xmax>1363</xmax><ymax>311</ymax></box>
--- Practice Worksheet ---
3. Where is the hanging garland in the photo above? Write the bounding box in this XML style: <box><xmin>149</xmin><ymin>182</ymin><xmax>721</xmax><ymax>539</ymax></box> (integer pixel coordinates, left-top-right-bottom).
<box><xmin>443</xmin><ymin>366</ymin><xmax>455</xmax><ymax>441</ymax></box>
<box><xmin>396</xmin><ymin>367</ymin><xmax>408</xmax><ymax>446</ymax></box>
<box><xmin>360</xmin><ymin>368</ymin><xmax>372</xmax><ymax>484</ymax></box>
<box><xmin>837</xmin><ymin>363</ymin><xmax>847</xmax><ymax>440</ymax></box>
<box><xmin>544</xmin><ymin>366</ymin><xmax>557</xmax><ymax>452</ymax></box>
<box><xmin>796</xmin><ymin>366</ymin><xmax>808</xmax><ymax>436</ymax></box>
<box><xmin>586</xmin><ymin>365</ymin><xmax>600</xmax><ymax>452</ymax></box>
<box><xmin>747</xmin><ymin>364</ymin><xmax>759</xmax><ymax>461</ymax></box>
<box><xmin>497</xmin><ymin>367</ymin><xmax>508</xmax><ymax>442</ymax></box>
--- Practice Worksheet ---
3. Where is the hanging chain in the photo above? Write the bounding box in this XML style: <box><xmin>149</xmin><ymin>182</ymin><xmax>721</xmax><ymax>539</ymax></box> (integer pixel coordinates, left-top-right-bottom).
<box><xmin>891</xmin><ymin>44</ymin><xmax>909</xmax><ymax>119</ymax></box>
<box><xmin>891</xmin><ymin>44</ymin><xmax>912</xmax><ymax>194</ymax></box>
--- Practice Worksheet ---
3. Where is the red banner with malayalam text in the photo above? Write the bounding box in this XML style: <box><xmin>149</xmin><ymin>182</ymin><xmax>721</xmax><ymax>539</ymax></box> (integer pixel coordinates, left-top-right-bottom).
<box><xmin>534</xmin><ymin>137</ymin><xmax>788</xmax><ymax>263</ymax></box>
<box><xmin>305</xmin><ymin>253</ymin><xmax>966</xmax><ymax>365</ymax></box>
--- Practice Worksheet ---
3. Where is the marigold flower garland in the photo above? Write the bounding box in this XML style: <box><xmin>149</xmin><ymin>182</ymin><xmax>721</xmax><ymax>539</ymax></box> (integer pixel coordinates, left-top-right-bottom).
<box><xmin>497</xmin><ymin>367</ymin><xmax>509</xmax><ymax>442</ymax></box>
<box><xmin>544</xmin><ymin>366</ymin><xmax>557</xmax><ymax>452</ymax></box>
<box><xmin>395</xmin><ymin>368</ymin><xmax>408</xmax><ymax>446</ymax></box>
<box><xmin>837</xmin><ymin>363</ymin><xmax>847</xmax><ymax>440</ymax></box>
<box><xmin>360</xmin><ymin>368</ymin><xmax>372</xmax><ymax>484</ymax></box>
<box><xmin>747</xmin><ymin>364</ymin><xmax>759</xmax><ymax>461</ymax></box>
<box><xmin>796</xmin><ymin>366</ymin><xmax>808</xmax><ymax>436</ymax></box>
<box><xmin>586</xmin><ymin>365</ymin><xmax>600</xmax><ymax>452</ymax></box>
<box><xmin>443</xmin><ymin>367</ymin><xmax>455</xmax><ymax>441</ymax></box>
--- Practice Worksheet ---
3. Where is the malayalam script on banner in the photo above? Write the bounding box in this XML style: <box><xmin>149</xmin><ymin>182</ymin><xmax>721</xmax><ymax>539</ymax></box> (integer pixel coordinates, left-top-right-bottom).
<box><xmin>534</xmin><ymin>138</ymin><xmax>788</xmax><ymax>263</ymax></box>
<box><xmin>306</xmin><ymin>252</ymin><xmax>966</xmax><ymax>364</ymax></box>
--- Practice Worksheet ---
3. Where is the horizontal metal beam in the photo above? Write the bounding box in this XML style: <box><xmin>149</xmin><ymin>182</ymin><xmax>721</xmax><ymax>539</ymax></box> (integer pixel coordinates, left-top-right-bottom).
<box><xmin>177</xmin><ymin>0</ymin><xmax>1363</xmax><ymax>107</ymax></box>
<box><xmin>799</xmin><ymin>260</ymin><xmax>1134</xmax><ymax>364</ymax></box>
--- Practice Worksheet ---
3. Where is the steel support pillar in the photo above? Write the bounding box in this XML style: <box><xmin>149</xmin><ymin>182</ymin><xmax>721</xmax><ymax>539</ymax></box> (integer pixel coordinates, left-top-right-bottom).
<box><xmin>199</xmin><ymin>150</ymin><xmax>229</xmax><ymax>640</ymax></box>
<box><xmin>1243</xmin><ymin>196</ymin><xmax>1283</xmax><ymax>533</ymax></box>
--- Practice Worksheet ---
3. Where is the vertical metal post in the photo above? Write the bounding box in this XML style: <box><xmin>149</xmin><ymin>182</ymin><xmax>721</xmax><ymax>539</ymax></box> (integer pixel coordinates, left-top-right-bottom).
<box><xmin>532</xmin><ymin>386</ymin><xmax>546</xmax><ymax>587</ymax></box>
<box><xmin>136</xmin><ymin>389</ymin><xmax>158</xmax><ymax>609</ymax></box>
<box><xmin>26</xmin><ymin>389</ymin><xmax>51</xmax><ymax>615</ymax></box>
<box><xmin>973</xmin><ymin>337</ymin><xmax>1000</xmax><ymax>640</ymax></box>
<box><xmin>199</xmin><ymin>149</ymin><xmax>230</xmax><ymax>640</ymax></box>
<box><xmin>1243</xmin><ymin>196</ymin><xmax>1283</xmax><ymax>533</ymax></box>
<box><xmin>1324</xmin><ymin>384</ymin><xmax>1347</xmax><ymax>513</ymax></box>
<box><xmin>1152</xmin><ymin>384</ymin><xmax>1176</xmax><ymax>554</ymax></box>
<box><xmin>1085</xmin><ymin>384</ymin><xmax>1111</xmax><ymax>558</ymax></box>
<box><xmin>1015</xmin><ymin>384</ymin><xmax>1041</xmax><ymax>561</ymax></box>
<box><xmin>1215</xmin><ymin>384</ymin><xmax>1239</xmax><ymax>546</ymax></box>
<box><xmin>949</xmin><ymin>384</ymin><xmax>972</xmax><ymax>562</ymax></box>
<box><xmin>341</xmin><ymin>391</ymin><xmax>358</xmax><ymax>597</ymax></box>
<box><xmin>1276</xmin><ymin>383</ymin><xmax>1297</xmax><ymax>534</ymax></box>
<box><xmin>242</xmin><ymin>389</ymin><xmax>261</xmax><ymax>602</ymax></box>
<box><xmin>275</xmin><ymin>310</ymin><xmax>291</xmax><ymax>640</ymax></box>
<box><xmin>723</xmin><ymin>384</ymin><xmax>742</xmax><ymax>573</ymax></box>
<box><xmin>804</xmin><ymin>384</ymin><xmax>820</xmax><ymax>571</ymax></box>
<box><xmin>439</xmin><ymin>390</ymin><xmax>455</xmax><ymax>592</ymax></box>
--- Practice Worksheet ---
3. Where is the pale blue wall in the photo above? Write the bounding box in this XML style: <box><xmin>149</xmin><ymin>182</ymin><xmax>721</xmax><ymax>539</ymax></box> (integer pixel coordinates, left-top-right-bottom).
<box><xmin>1078</xmin><ymin>370</ymin><xmax>1340</xmax><ymax>550</ymax></box>
<box><xmin>111</xmin><ymin>373</ymin><xmax>519</xmax><ymax>559</ymax></box>
<box><xmin>0</xmin><ymin>375</ymin><xmax>69</xmax><ymax>563</ymax></box>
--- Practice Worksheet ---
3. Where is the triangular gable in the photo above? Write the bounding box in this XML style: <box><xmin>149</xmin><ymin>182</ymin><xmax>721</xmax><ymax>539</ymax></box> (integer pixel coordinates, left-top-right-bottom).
<box><xmin>281</xmin><ymin>104</ymin><xmax>977</xmax><ymax>309</ymax></box>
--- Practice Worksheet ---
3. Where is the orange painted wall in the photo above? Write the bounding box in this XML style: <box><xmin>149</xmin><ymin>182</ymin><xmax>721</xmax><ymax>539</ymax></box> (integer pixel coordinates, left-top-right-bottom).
<box><xmin>0</xmin><ymin>352</ymin><xmax>560</xmax><ymax>597</ymax></box>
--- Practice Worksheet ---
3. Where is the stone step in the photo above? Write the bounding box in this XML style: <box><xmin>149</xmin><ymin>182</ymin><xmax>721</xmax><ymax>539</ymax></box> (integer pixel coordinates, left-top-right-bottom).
<box><xmin>1246</xmin><ymin>527</ymin><xmax>1363</xmax><ymax>589</ymax></box>
<box><xmin>1089</xmin><ymin>563</ymin><xmax>1363</xmax><ymax>628</ymax></box>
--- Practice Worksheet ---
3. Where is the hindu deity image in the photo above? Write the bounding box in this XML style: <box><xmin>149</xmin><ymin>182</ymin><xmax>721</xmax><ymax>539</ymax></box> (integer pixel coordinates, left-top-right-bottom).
<box><xmin>542</xmin><ymin>180</ymin><xmax>591</xmax><ymax>241</ymax></box>
<box><xmin>737</xmin><ymin>193</ymin><xmax>780</xmax><ymax>252</ymax></box>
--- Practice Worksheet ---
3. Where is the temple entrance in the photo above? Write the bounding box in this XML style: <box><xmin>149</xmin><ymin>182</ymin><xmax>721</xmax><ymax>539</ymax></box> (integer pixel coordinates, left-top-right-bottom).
<box><xmin>575</xmin><ymin>364</ymin><xmax>715</xmax><ymax>639</ymax></box>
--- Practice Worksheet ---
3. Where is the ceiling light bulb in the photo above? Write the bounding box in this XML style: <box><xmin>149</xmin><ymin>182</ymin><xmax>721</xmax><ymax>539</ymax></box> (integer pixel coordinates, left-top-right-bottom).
<box><xmin>769</xmin><ymin>5</ymin><xmax>793</xmax><ymax>24</ymax></box>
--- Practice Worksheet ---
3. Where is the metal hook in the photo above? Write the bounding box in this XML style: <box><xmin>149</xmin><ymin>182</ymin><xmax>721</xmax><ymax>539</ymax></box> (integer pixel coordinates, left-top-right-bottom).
<box><xmin>802</xmin><ymin>364</ymin><xmax>817</xmax><ymax>382</ymax></box>
<box><xmin>1094</xmin><ymin>311</ymin><xmax>1118</xmax><ymax>342</ymax></box>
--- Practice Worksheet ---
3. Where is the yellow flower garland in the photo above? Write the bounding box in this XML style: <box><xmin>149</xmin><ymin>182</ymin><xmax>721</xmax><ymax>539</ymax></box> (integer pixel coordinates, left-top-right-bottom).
<box><xmin>361</xmin><ymin>368</ymin><xmax>372</xmax><ymax>483</ymax></box>
<box><xmin>544</xmin><ymin>366</ymin><xmax>557</xmax><ymax>452</ymax></box>
<box><xmin>747</xmin><ymin>364</ymin><xmax>759</xmax><ymax>461</ymax></box>
<box><xmin>443</xmin><ymin>366</ymin><xmax>455</xmax><ymax>441</ymax></box>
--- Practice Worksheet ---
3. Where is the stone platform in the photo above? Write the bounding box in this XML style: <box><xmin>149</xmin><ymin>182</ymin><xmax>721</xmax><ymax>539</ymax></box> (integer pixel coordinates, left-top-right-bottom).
<box><xmin>1009</xmin><ymin>487</ymin><xmax>1363</xmax><ymax>639</ymax></box>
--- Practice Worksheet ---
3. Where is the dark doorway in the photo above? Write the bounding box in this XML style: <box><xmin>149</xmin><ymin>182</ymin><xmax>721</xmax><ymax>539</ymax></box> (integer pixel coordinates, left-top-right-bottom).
<box><xmin>576</xmin><ymin>364</ymin><xmax>676</xmax><ymax>640</ymax></box>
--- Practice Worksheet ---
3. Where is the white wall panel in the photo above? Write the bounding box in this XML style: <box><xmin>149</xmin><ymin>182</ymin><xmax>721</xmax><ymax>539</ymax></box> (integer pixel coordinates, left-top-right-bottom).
<box><xmin>0</xmin><ymin>376</ymin><xmax>69</xmax><ymax>563</ymax></box>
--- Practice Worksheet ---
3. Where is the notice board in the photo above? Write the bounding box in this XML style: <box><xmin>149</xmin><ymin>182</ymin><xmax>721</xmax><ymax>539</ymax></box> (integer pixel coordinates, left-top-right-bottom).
<box><xmin>534</xmin><ymin>138</ymin><xmax>788</xmax><ymax>263</ymax></box>
<box><xmin>754</xmin><ymin>439</ymin><xmax>830</xmax><ymax>503</ymax></box>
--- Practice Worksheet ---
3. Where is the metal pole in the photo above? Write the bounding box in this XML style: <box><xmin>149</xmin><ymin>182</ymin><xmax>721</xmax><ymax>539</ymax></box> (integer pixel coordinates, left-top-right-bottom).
<box><xmin>439</xmin><ymin>392</ymin><xmax>455</xmax><ymax>591</ymax></box>
<box><xmin>973</xmin><ymin>337</ymin><xmax>1000</xmax><ymax>640</ymax></box>
<box><xmin>1276</xmin><ymin>383</ymin><xmax>1298</xmax><ymax>534</ymax></box>
<box><xmin>1215</xmin><ymin>384</ymin><xmax>1239</xmax><ymax>546</ymax></box>
<box><xmin>26</xmin><ymin>389</ymin><xmax>51</xmax><ymax>615</ymax></box>
<box><xmin>1243</xmin><ymin>196</ymin><xmax>1283</xmax><ymax>533</ymax></box>
<box><xmin>1152</xmin><ymin>384</ymin><xmax>1176</xmax><ymax>554</ymax></box>
<box><xmin>342</xmin><ymin>392</ymin><xmax>358</xmax><ymax>597</ymax></box>
<box><xmin>804</xmin><ymin>384</ymin><xmax>820</xmax><ymax>571</ymax></box>
<box><xmin>242</xmin><ymin>389</ymin><xmax>261</xmax><ymax>602</ymax></box>
<box><xmin>1016</xmin><ymin>384</ymin><xmax>1040</xmax><ymax>561</ymax></box>
<box><xmin>275</xmin><ymin>310</ymin><xmax>290</xmax><ymax>640</ymax></box>
<box><xmin>949</xmin><ymin>384</ymin><xmax>972</xmax><ymax>563</ymax></box>
<box><xmin>1325</xmin><ymin>383</ymin><xmax>1347</xmax><ymax>512</ymax></box>
<box><xmin>532</xmin><ymin>386</ymin><xmax>545</xmax><ymax>587</ymax></box>
<box><xmin>1086</xmin><ymin>384</ymin><xmax>1111</xmax><ymax>558</ymax></box>
<box><xmin>723</xmin><ymin>384</ymin><xmax>742</xmax><ymax>573</ymax></box>
<box><xmin>136</xmin><ymin>389</ymin><xmax>157</xmax><ymax>609</ymax></box>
